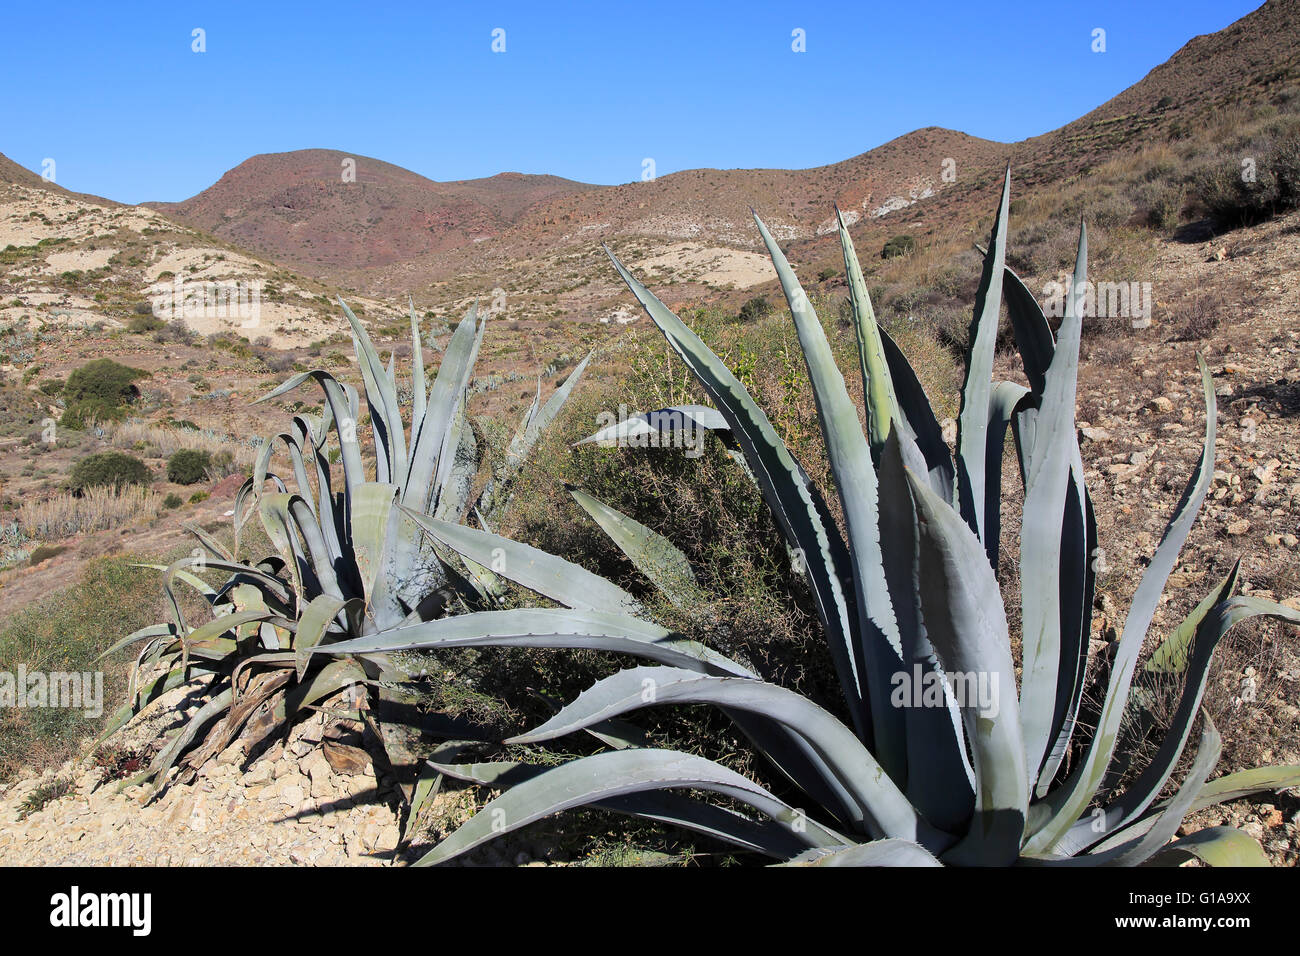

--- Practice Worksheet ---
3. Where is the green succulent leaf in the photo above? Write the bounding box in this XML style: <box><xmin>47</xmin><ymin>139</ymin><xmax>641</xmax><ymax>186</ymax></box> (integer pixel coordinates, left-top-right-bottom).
<box><xmin>906</xmin><ymin>467</ymin><xmax>1026</xmax><ymax>864</ymax></box>
<box><xmin>415</xmin><ymin>749</ymin><xmax>844</xmax><ymax>867</ymax></box>
<box><xmin>568</xmin><ymin>488</ymin><xmax>705</xmax><ymax>610</ymax></box>
<box><xmin>954</xmin><ymin>166</ymin><xmax>1012</xmax><ymax>545</ymax></box>
<box><xmin>401</xmin><ymin>507</ymin><xmax>642</xmax><ymax>615</ymax></box>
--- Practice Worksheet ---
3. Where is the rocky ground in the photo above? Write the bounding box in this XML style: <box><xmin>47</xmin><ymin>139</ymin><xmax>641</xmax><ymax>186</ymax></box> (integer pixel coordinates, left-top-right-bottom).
<box><xmin>0</xmin><ymin>681</ymin><xmax>409</xmax><ymax>866</ymax></box>
<box><xmin>1001</xmin><ymin>210</ymin><xmax>1300</xmax><ymax>865</ymax></box>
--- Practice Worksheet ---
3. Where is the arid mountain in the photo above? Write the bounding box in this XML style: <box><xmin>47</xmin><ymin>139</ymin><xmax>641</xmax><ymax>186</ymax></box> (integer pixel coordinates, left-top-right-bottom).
<box><xmin>131</xmin><ymin>2</ymin><xmax>1300</xmax><ymax>299</ymax></box>
<box><xmin>146</xmin><ymin>149</ymin><xmax>599</xmax><ymax>274</ymax></box>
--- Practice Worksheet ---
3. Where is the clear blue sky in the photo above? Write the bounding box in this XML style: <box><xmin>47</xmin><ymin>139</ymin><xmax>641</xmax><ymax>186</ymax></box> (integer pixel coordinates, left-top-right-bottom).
<box><xmin>0</xmin><ymin>0</ymin><xmax>1263</xmax><ymax>204</ymax></box>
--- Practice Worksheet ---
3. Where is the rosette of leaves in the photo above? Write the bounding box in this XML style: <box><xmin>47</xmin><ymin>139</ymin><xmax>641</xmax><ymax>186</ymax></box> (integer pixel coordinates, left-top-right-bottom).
<box><xmin>313</xmin><ymin>172</ymin><xmax>1300</xmax><ymax>866</ymax></box>
<box><xmin>99</xmin><ymin>299</ymin><xmax>590</xmax><ymax>798</ymax></box>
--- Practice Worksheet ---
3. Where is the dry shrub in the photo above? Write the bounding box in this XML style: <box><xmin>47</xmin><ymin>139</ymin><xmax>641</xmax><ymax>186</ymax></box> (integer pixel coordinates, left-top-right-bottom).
<box><xmin>15</xmin><ymin>484</ymin><xmax>160</xmax><ymax>541</ymax></box>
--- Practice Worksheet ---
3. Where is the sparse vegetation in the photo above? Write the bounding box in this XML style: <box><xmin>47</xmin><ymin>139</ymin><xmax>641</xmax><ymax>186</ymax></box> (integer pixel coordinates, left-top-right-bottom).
<box><xmin>0</xmin><ymin>556</ymin><xmax>167</xmax><ymax>782</ymax></box>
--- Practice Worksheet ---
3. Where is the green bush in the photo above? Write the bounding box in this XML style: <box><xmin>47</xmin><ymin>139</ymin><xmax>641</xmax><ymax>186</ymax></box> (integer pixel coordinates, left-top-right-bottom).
<box><xmin>163</xmin><ymin>493</ymin><xmax>183</xmax><ymax>509</ymax></box>
<box><xmin>67</xmin><ymin>451</ymin><xmax>150</xmax><ymax>494</ymax></box>
<box><xmin>189</xmin><ymin>490</ymin><xmax>209</xmax><ymax>504</ymax></box>
<box><xmin>166</xmin><ymin>449</ymin><xmax>211</xmax><ymax>485</ymax></box>
<box><xmin>881</xmin><ymin>234</ymin><xmax>916</xmax><ymax>259</ymax></box>
<box><xmin>59</xmin><ymin>359</ymin><xmax>148</xmax><ymax>429</ymax></box>
<box><xmin>127</xmin><ymin>313</ymin><xmax>164</xmax><ymax>334</ymax></box>
<box><xmin>38</xmin><ymin>379</ymin><xmax>64</xmax><ymax>396</ymax></box>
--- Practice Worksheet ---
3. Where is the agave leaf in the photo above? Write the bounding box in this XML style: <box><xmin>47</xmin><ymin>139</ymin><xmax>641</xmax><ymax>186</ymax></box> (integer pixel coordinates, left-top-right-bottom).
<box><xmin>313</xmin><ymin>607</ymin><xmax>754</xmax><ymax>678</ymax></box>
<box><xmin>1191</xmin><ymin>764</ymin><xmax>1300</xmax><ymax>811</ymax></box>
<box><xmin>1002</xmin><ymin>263</ymin><xmax>1056</xmax><ymax>396</ymax></box>
<box><xmin>1145</xmin><ymin>826</ymin><xmax>1269</xmax><ymax>867</ymax></box>
<box><xmin>431</xmin><ymin>757</ymin><xmax>816</xmax><ymax>859</ymax></box>
<box><xmin>287</xmin><ymin>493</ymin><xmax>343</xmax><ymax>600</ymax></box>
<box><xmin>508</xmin><ymin>664</ymin><xmax>932</xmax><ymax>845</ymax></box>
<box><xmin>254</xmin><ymin>369</ymin><xmax>363</xmax><ymax>508</ymax></box>
<box><xmin>408</xmin><ymin>297</ymin><xmax>427</xmax><ymax>429</ymax></box>
<box><xmin>836</xmin><ymin>207</ymin><xmax>899</xmax><ymax>459</ymax></box>
<box><xmin>569</xmin><ymin>488</ymin><xmax>705</xmax><ymax>610</ymax></box>
<box><xmin>349</xmin><ymin>482</ymin><xmax>397</xmax><ymax>606</ymax></box>
<box><xmin>402</xmin><ymin>760</ymin><xmax>445</xmax><ymax>846</ymax></box>
<box><xmin>279</xmin><ymin>658</ymin><xmax>368</xmax><ymax>722</ymax></box>
<box><xmin>141</xmin><ymin>686</ymin><xmax>235</xmax><ymax>797</ymax></box>
<box><xmin>1036</xmin><ymin>470</ymin><xmax>1096</xmax><ymax>794</ymax></box>
<box><xmin>456</xmin><ymin>551</ymin><xmax>506</xmax><ymax>606</ymax></box>
<box><xmin>1146</xmin><ymin>561</ymin><xmax>1241</xmax><ymax>675</ymax></box>
<box><xmin>982</xmin><ymin>381</ymin><xmax>1031</xmax><ymax>571</ymax></box>
<box><xmin>414</xmin><ymin>749</ymin><xmax>843</xmax><ymax>867</ymax></box>
<box><xmin>1025</xmin><ymin>355</ymin><xmax>1218</xmax><ymax>855</ymax></box>
<box><xmin>1055</xmin><ymin>570</ymin><xmax>1259</xmax><ymax>854</ymax></box>
<box><xmin>605</xmin><ymin>246</ymin><xmax>865</xmax><ymax>737</ymax></box>
<box><xmin>339</xmin><ymin>297</ymin><xmax>407</xmax><ymax>485</ymax></box>
<box><xmin>404</xmin><ymin>305</ymin><xmax>478</xmax><ymax>512</ymax></box>
<box><xmin>94</xmin><ymin>663</ymin><xmax>217</xmax><ymax>746</ymax></box>
<box><xmin>292</xmin><ymin>594</ymin><xmax>350</xmax><ymax>679</ymax></box>
<box><xmin>509</xmin><ymin>351</ymin><xmax>593</xmax><ymax>470</ymax></box>
<box><xmin>401</xmin><ymin>507</ymin><xmax>642</xmax><ymax>615</ymax></box>
<box><xmin>877</xmin><ymin>326</ymin><xmax>955</xmax><ymax>501</ymax></box>
<box><xmin>906</xmin><ymin>469</ymin><xmax>1026</xmax><ymax>865</ymax></box>
<box><xmin>879</xmin><ymin>431</ymin><xmax>975</xmax><ymax>832</ymax></box>
<box><xmin>1089</xmin><ymin>713</ymin><xmax>1222</xmax><ymax>866</ymax></box>
<box><xmin>432</xmin><ymin>402</ymin><xmax>477</xmax><ymax>523</ymax></box>
<box><xmin>258</xmin><ymin>494</ymin><xmax>323</xmax><ymax>603</ymax></box>
<box><xmin>784</xmin><ymin>838</ymin><xmax>944</xmax><ymax>867</ymax></box>
<box><xmin>142</xmin><ymin>558</ymin><xmax>290</xmax><ymax>606</ymax></box>
<box><xmin>1084</xmin><ymin>761</ymin><xmax>1300</xmax><ymax>855</ymax></box>
<box><xmin>1018</xmin><ymin>221</ymin><xmax>1086</xmax><ymax>791</ymax></box>
<box><xmin>182</xmin><ymin>522</ymin><xmax>234</xmax><ymax>563</ymax></box>
<box><xmin>754</xmin><ymin>211</ymin><xmax>906</xmax><ymax>779</ymax></box>
<box><xmin>529</xmin><ymin>687</ymin><xmax>651</xmax><ymax>751</ymax></box>
<box><xmin>954</xmin><ymin>166</ymin><xmax>1012</xmax><ymax>543</ymax></box>
<box><xmin>96</xmin><ymin>621</ymin><xmax>174</xmax><ymax>663</ymax></box>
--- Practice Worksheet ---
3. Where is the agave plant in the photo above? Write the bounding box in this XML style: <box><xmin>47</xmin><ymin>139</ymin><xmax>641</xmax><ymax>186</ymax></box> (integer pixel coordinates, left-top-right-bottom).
<box><xmin>310</xmin><ymin>170</ymin><xmax>1300</xmax><ymax>866</ymax></box>
<box><xmin>98</xmin><ymin>299</ymin><xmax>591</xmax><ymax>797</ymax></box>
